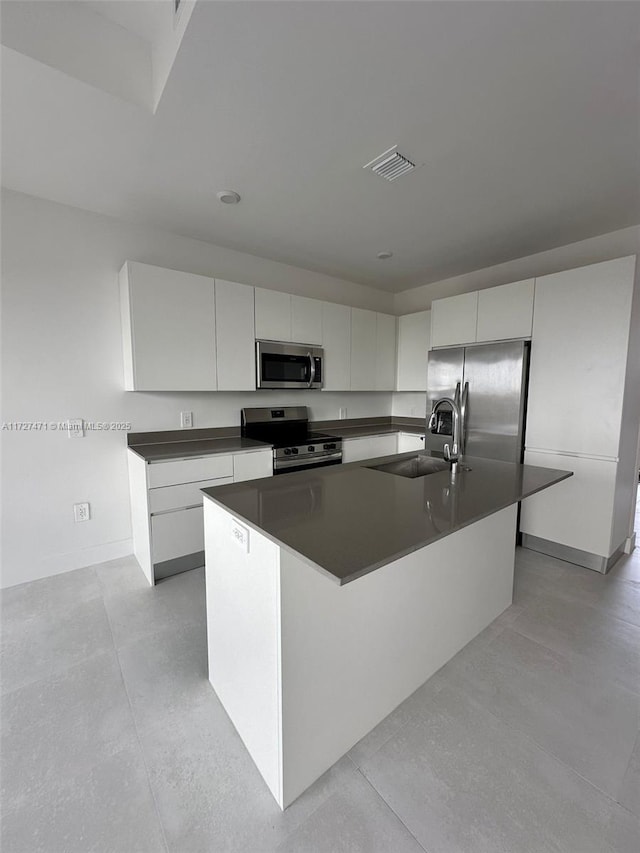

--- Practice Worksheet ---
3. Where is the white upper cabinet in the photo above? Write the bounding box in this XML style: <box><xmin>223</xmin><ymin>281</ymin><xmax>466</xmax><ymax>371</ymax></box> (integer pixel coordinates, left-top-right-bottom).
<box><xmin>430</xmin><ymin>292</ymin><xmax>478</xmax><ymax>348</ymax></box>
<box><xmin>215</xmin><ymin>279</ymin><xmax>256</xmax><ymax>390</ymax></box>
<box><xmin>291</xmin><ymin>296</ymin><xmax>323</xmax><ymax>345</ymax></box>
<box><xmin>396</xmin><ymin>310</ymin><xmax>431</xmax><ymax>391</ymax></box>
<box><xmin>322</xmin><ymin>302</ymin><xmax>351</xmax><ymax>391</ymax></box>
<box><xmin>254</xmin><ymin>288</ymin><xmax>292</xmax><ymax>341</ymax></box>
<box><xmin>350</xmin><ymin>308</ymin><xmax>377</xmax><ymax>390</ymax></box>
<box><xmin>120</xmin><ymin>262</ymin><xmax>216</xmax><ymax>391</ymax></box>
<box><xmin>375</xmin><ymin>313</ymin><xmax>397</xmax><ymax>391</ymax></box>
<box><xmin>525</xmin><ymin>256</ymin><xmax>636</xmax><ymax>459</ymax></box>
<box><xmin>476</xmin><ymin>279</ymin><xmax>534</xmax><ymax>342</ymax></box>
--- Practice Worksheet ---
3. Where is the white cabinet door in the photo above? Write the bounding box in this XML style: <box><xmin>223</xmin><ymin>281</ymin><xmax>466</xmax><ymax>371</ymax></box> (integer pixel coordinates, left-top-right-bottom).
<box><xmin>255</xmin><ymin>288</ymin><xmax>291</xmax><ymax>342</ymax></box>
<box><xmin>375</xmin><ymin>313</ymin><xmax>397</xmax><ymax>391</ymax></box>
<box><xmin>397</xmin><ymin>433</ymin><xmax>425</xmax><ymax>453</ymax></box>
<box><xmin>322</xmin><ymin>302</ymin><xmax>351</xmax><ymax>391</ymax></box>
<box><xmin>476</xmin><ymin>279</ymin><xmax>534</xmax><ymax>342</ymax></box>
<box><xmin>430</xmin><ymin>292</ymin><xmax>478</xmax><ymax>349</ymax></box>
<box><xmin>396</xmin><ymin>311</ymin><xmax>431</xmax><ymax>391</ymax></box>
<box><xmin>215</xmin><ymin>279</ymin><xmax>256</xmax><ymax>390</ymax></box>
<box><xmin>520</xmin><ymin>451</ymin><xmax>617</xmax><ymax>558</ymax></box>
<box><xmin>151</xmin><ymin>506</ymin><xmax>204</xmax><ymax>563</ymax></box>
<box><xmin>120</xmin><ymin>262</ymin><xmax>216</xmax><ymax>391</ymax></box>
<box><xmin>342</xmin><ymin>434</ymin><xmax>397</xmax><ymax>463</ymax></box>
<box><xmin>291</xmin><ymin>296</ymin><xmax>323</xmax><ymax>345</ymax></box>
<box><xmin>233</xmin><ymin>450</ymin><xmax>273</xmax><ymax>483</ymax></box>
<box><xmin>526</xmin><ymin>257</ymin><xmax>635</xmax><ymax>459</ymax></box>
<box><xmin>350</xmin><ymin>308</ymin><xmax>377</xmax><ymax>390</ymax></box>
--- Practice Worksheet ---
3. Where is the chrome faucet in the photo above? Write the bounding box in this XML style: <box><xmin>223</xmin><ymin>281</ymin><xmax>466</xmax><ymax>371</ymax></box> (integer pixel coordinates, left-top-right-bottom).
<box><xmin>428</xmin><ymin>397</ymin><xmax>462</xmax><ymax>473</ymax></box>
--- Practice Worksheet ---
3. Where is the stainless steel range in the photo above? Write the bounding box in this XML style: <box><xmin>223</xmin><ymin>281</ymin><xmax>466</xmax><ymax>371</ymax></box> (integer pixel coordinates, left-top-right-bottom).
<box><xmin>241</xmin><ymin>406</ymin><xmax>342</xmax><ymax>475</ymax></box>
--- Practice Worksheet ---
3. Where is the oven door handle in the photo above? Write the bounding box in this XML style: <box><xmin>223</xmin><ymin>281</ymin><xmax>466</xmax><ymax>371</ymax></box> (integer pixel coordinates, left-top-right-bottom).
<box><xmin>307</xmin><ymin>353</ymin><xmax>316</xmax><ymax>387</ymax></box>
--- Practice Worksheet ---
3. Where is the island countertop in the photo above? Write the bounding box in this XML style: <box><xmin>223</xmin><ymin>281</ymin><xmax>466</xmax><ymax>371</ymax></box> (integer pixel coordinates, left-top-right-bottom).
<box><xmin>202</xmin><ymin>452</ymin><xmax>572</xmax><ymax>585</ymax></box>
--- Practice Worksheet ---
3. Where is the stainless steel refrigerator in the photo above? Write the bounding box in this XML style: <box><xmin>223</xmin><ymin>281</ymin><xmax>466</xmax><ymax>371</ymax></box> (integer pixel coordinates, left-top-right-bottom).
<box><xmin>426</xmin><ymin>340</ymin><xmax>530</xmax><ymax>464</ymax></box>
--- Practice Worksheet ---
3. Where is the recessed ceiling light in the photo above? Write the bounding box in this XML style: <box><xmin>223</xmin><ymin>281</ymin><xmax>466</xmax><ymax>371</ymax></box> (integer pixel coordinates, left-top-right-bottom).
<box><xmin>377</xmin><ymin>251</ymin><xmax>393</xmax><ymax>260</ymax></box>
<box><xmin>217</xmin><ymin>190</ymin><xmax>241</xmax><ymax>205</ymax></box>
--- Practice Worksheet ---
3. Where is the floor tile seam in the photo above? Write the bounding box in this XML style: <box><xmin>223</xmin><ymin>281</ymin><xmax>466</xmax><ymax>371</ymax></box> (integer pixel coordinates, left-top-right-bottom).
<box><xmin>0</xmin><ymin>644</ymin><xmax>118</xmax><ymax>700</ymax></box>
<box><xmin>346</xmin><ymin>679</ymin><xmax>449</xmax><ymax>771</ymax></box>
<box><xmin>491</xmin><ymin>623</ymin><xmax>640</xmax><ymax>701</ymax></box>
<box><xmin>506</xmin><ymin>617</ymin><xmax>640</xmax><ymax>697</ymax></box>
<box><xmin>112</xmin><ymin>642</ymin><xmax>171</xmax><ymax>853</ymax></box>
<box><xmin>112</xmin><ymin>620</ymin><xmax>203</xmax><ymax>656</ymax></box>
<box><xmin>355</xmin><ymin>767</ymin><xmax>431</xmax><ymax>853</ymax></box>
<box><xmin>0</xmin><ymin>739</ymin><xmax>154</xmax><ymax>824</ymax></box>
<box><xmin>548</xmin><ymin>591</ymin><xmax>640</xmax><ymax>631</ymax></box>
<box><xmin>100</xmin><ymin>581</ymin><xmax>170</xmax><ymax>853</ymax></box>
<box><xmin>347</xmin><ymin>711</ymin><xmax>419</xmax><ymax>771</ymax></box>
<box><xmin>512</xmin><ymin>580</ymin><xmax>640</xmax><ymax>633</ymax></box>
<box><xmin>613</xmin><ymin>798</ymin><xmax>640</xmax><ymax>823</ymax></box>
<box><xmin>439</xmin><ymin>678</ymin><xmax>634</xmax><ymax>810</ymax></box>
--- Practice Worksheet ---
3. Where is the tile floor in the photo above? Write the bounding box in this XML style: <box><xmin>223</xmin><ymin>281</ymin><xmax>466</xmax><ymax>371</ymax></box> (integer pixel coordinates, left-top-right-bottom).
<box><xmin>1</xmin><ymin>502</ymin><xmax>639</xmax><ymax>852</ymax></box>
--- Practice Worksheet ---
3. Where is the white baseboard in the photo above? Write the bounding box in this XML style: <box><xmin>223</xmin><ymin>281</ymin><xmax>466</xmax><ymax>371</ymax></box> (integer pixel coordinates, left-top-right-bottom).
<box><xmin>1</xmin><ymin>539</ymin><xmax>134</xmax><ymax>589</ymax></box>
<box><xmin>624</xmin><ymin>532</ymin><xmax>636</xmax><ymax>554</ymax></box>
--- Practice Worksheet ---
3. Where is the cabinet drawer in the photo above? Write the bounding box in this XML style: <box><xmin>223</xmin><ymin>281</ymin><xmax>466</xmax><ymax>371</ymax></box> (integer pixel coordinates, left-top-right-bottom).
<box><xmin>151</xmin><ymin>506</ymin><xmax>204</xmax><ymax>563</ymax></box>
<box><xmin>148</xmin><ymin>455</ymin><xmax>233</xmax><ymax>488</ymax></box>
<box><xmin>342</xmin><ymin>434</ymin><xmax>397</xmax><ymax>463</ymax></box>
<box><xmin>149</xmin><ymin>477</ymin><xmax>234</xmax><ymax>513</ymax></box>
<box><xmin>233</xmin><ymin>450</ymin><xmax>273</xmax><ymax>483</ymax></box>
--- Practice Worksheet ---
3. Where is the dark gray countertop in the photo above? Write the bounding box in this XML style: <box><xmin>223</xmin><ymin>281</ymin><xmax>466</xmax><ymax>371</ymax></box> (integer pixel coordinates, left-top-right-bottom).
<box><xmin>128</xmin><ymin>436</ymin><xmax>271</xmax><ymax>461</ymax></box>
<box><xmin>202</xmin><ymin>452</ymin><xmax>572</xmax><ymax>585</ymax></box>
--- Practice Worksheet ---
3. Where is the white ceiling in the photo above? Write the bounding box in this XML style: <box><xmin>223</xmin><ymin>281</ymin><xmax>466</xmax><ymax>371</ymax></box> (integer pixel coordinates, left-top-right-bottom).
<box><xmin>2</xmin><ymin>0</ymin><xmax>639</xmax><ymax>292</ymax></box>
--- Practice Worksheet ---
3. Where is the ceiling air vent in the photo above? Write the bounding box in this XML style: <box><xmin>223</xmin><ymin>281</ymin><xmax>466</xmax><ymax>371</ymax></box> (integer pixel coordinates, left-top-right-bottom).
<box><xmin>363</xmin><ymin>146</ymin><xmax>416</xmax><ymax>182</ymax></box>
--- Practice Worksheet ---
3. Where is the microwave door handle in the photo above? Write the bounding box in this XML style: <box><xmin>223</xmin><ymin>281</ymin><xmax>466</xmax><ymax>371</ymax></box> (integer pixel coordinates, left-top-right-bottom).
<box><xmin>307</xmin><ymin>353</ymin><xmax>316</xmax><ymax>387</ymax></box>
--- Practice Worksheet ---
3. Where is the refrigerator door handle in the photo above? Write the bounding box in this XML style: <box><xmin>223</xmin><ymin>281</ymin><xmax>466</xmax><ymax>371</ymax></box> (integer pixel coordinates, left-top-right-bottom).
<box><xmin>454</xmin><ymin>381</ymin><xmax>461</xmax><ymax>408</ymax></box>
<box><xmin>460</xmin><ymin>381</ymin><xmax>469</xmax><ymax>453</ymax></box>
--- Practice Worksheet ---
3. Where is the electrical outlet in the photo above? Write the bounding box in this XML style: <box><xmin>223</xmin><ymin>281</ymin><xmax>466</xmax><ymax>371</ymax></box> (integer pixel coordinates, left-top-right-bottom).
<box><xmin>339</xmin><ymin>407</ymin><xmax>347</xmax><ymax>420</ymax></box>
<box><xmin>73</xmin><ymin>502</ymin><xmax>90</xmax><ymax>523</ymax></box>
<box><xmin>67</xmin><ymin>418</ymin><xmax>84</xmax><ymax>438</ymax></box>
<box><xmin>231</xmin><ymin>518</ymin><xmax>249</xmax><ymax>553</ymax></box>
<box><xmin>180</xmin><ymin>411</ymin><xmax>193</xmax><ymax>429</ymax></box>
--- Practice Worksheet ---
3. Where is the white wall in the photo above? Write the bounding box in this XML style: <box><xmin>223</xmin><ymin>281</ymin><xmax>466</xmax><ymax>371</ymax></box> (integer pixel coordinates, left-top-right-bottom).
<box><xmin>391</xmin><ymin>392</ymin><xmax>426</xmax><ymax>420</ymax></box>
<box><xmin>394</xmin><ymin>226</ymin><xmax>640</xmax><ymax>314</ymax></box>
<box><xmin>0</xmin><ymin>190</ymin><xmax>393</xmax><ymax>588</ymax></box>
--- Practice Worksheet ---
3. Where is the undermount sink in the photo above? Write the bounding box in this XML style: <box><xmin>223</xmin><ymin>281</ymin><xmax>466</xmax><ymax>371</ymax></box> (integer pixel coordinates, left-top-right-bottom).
<box><xmin>366</xmin><ymin>455</ymin><xmax>450</xmax><ymax>479</ymax></box>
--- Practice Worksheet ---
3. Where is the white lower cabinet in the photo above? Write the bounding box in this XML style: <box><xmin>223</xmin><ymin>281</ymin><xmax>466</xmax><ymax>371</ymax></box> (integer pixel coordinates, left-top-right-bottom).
<box><xmin>152</xmin><ymin>506</ymin><xmax>205</xmax><ymax>564</ymax></box>
<box><xmin>342</xmin><ymin>434</ymin><xmax>398</xmax><ymax>463</ymax></box>
<box><xmin>397</xmin><ymin>433</ymin><xmax>425</xmax><ymax>453</ymax></box>
<box><xmin>129</xmin><ymin>448</ymin><xmax>273</xmax><ymax>584</ymax></box>
<box><xmin>233</xmin><ymin>450</ymin><xmax>273</xmax><ymax>483</ymax></box>
<box><xmin>520</xmin><ymin>451</ymin><xmax>617</xmax><ymax>560</ymax></box>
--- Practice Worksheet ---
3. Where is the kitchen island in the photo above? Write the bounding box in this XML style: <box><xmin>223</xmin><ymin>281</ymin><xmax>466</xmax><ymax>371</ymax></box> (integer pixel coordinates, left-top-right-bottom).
<box><xmin>202</xmin><ymin>452</ymin><xmax>571</xmax><ymax>809</ymax></box>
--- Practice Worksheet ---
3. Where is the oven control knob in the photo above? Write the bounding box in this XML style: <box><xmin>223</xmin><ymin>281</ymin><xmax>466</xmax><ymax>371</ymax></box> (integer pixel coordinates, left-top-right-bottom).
<box><xmin>284</xmin><ymin>448</ymin><xmax>292</xmax><ymax>456</ymax></box>
<box><xmin>308</xmin><ymin>446</ymin><xmax>315</xmax><ymax>452</ymax></box>
<box><xmin>292</xmin><ymin>447</ymin><xmax>299</xmax><ymax>454</ymax></box>
<box><xmin>324</xmin><ymin>443</ymin><xmax>335</xmax><ymax>450</ymax></box>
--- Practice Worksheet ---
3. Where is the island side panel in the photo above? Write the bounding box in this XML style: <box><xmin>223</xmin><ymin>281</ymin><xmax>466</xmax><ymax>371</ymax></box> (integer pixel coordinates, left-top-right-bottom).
<box><xmin>279</xmin><ymin>504</ymin><xmax>517</xmax><ymax>809</ymax></box>
<box><xmin>127</xmin><ymin>450</ymin><xmax>153</xmax><ymax>585</ymax></box>
<box><xmin>204</xmin><ymin>498</ymin><xmax>283</xmax><ymax>806</ymax></box>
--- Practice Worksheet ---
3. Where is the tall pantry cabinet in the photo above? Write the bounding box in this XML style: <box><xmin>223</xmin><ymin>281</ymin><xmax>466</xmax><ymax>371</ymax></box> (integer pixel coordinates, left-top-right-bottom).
<box><xmin>520</xmin><ymin>256</ymin><xmax>639</xmax><ymax>571</ymax></box>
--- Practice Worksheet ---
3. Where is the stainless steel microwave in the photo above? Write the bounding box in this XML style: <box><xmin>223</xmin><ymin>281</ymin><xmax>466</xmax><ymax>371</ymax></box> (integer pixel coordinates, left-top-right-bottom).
<box><xmin>256</xmin><ymin>340</ymin><xmax>323</xmax><ymax>389</ymax></box>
